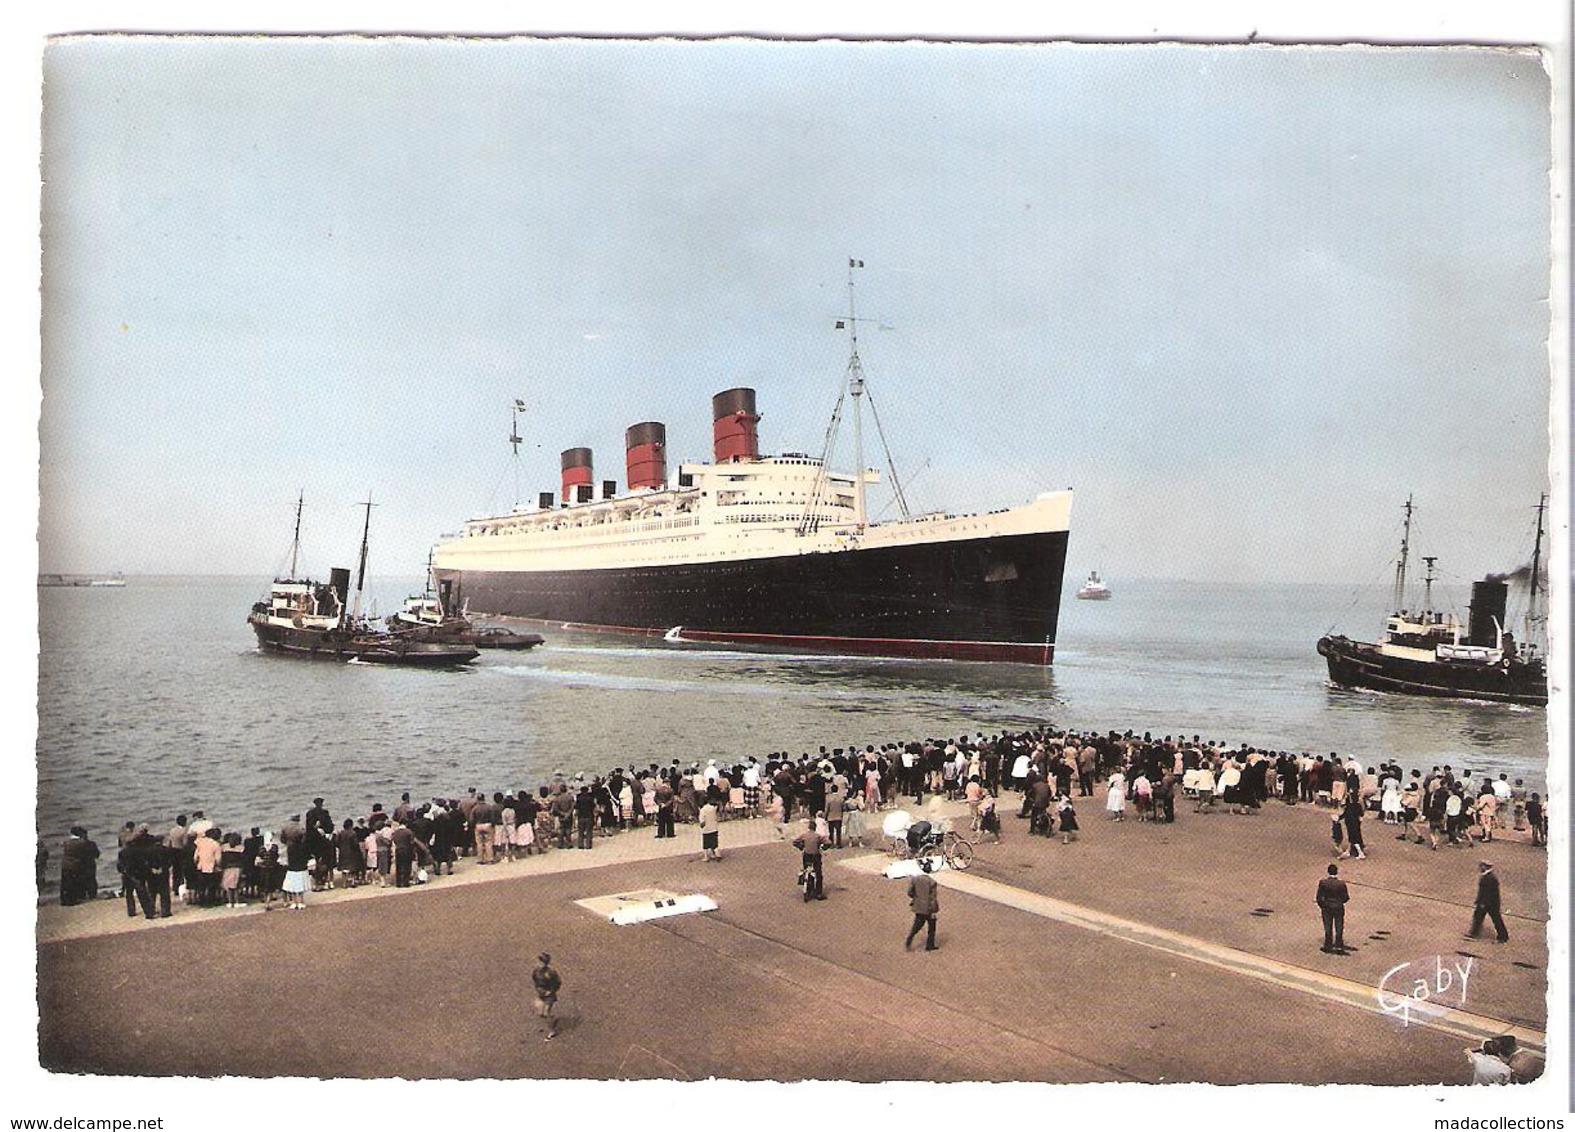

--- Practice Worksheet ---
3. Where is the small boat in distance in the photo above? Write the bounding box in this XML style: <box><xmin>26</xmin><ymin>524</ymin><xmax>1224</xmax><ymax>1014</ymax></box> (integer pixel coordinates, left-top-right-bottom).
<box><xmin>249</xmin><ymin>496</ymin><xmax>478</xmax><ymax>667</ymax></box>
<box><xmin>39</xmin><ymin>572</ymin><xmax>126</xmax><ymax>588</ymax></box>
<box><xmin>1316</xmin><ymin>495</ymin><xmax>1548</xmax><ymax>707</ymax></box>
<box><xmin>1075</xmin><ymin>571</ymin><xmax>1112</xmax><ymax>600</ymax></box>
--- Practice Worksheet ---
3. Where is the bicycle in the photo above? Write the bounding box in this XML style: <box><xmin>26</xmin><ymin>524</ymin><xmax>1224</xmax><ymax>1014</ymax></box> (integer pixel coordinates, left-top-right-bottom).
<box><xmin>935</xmin><ymin>829</ymin><xmax>975</xmax><ymax>870</ymax></box>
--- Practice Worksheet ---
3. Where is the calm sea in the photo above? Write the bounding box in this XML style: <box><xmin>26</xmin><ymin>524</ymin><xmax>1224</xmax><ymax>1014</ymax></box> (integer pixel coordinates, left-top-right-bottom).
<box><xmin>35</xmin><ymin>575</ymin><xmax>1549</xmax><ymax>841</ymax></box>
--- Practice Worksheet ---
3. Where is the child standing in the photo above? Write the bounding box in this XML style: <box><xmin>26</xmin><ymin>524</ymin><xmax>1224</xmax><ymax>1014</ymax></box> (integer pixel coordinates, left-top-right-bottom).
<box><xmin>1058</xmin><ymin>796</ymin><xmax>1079</xmax><ymax>844</ymax></box>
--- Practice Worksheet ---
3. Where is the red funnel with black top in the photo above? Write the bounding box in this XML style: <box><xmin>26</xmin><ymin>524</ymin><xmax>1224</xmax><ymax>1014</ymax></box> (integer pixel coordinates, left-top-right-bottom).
<box><xmin>625</xmin><ymin>422</ymin><xmax>666</xmax><ymax>491</ymax></box>
<box><xmin>561</xmin><ymin>448</ymin><xmax>593</xmax><ymax>505</ymax></box>
<box><xmin>712</xmin><ymin>387</ymin><xmax>760</xmax><ymax>463</ymax></box>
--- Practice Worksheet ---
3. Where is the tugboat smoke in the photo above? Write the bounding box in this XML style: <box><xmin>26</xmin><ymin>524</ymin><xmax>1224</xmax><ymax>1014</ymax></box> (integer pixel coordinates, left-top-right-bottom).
<box><xmin>1485</xmin><ymin>564</ymin><xmax>1535</xmax><ymax>584</ymax></box>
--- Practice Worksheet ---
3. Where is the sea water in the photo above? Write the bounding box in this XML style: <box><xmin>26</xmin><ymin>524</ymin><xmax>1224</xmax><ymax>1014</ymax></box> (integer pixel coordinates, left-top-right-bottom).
<box><xmin>35</xmin><ymin>576</ymin><xmax>1549</xmax><ymax>840</ymax></box>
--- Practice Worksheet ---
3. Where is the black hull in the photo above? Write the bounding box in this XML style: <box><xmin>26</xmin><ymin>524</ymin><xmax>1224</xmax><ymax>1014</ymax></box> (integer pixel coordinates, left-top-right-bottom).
<box><xmin>434</xmin><ymin>529</ymin><xmax>1069</xmax><ymax>664</ymax></box>
<box><xmin>249</xmin><ymin>618</ymin><xmax>479</xmax><ymax>667</ymax></box>
<box><xmin>1316</xmin><ymin>635</ymin><xmax>1547</xmax><ymax>707</ymax></box>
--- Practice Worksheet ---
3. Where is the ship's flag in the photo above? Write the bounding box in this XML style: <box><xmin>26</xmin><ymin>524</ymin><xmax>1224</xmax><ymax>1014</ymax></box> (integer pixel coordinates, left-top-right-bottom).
<box><xmin>849</xmin><ymin>258</ymin><xmax>864</xmax><ymax>268</ymax></box>
<box><xmin>514</xmin><ymin>399</ymin><xmax>526</xmax><ymax>411</ymax></box>
<box><xmin>835</xmin><ymin>320</ymin><xmax>845</xmax><ymax>329</ymax></box>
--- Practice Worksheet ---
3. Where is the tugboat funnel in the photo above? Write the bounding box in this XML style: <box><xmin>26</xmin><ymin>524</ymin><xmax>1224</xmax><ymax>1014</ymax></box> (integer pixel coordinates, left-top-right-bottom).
<box><xmin>1467</xmin><ymin>580</ymin><xmax>1508</xmax><ymax>647</ymax></box>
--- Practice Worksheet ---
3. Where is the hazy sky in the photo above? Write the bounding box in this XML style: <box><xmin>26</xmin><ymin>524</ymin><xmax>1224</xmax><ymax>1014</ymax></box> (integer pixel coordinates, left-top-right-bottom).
<box><xmin>39</xmin><ymin>37</ymin><xmax>1554</xmax><ymax>586</ymax></box>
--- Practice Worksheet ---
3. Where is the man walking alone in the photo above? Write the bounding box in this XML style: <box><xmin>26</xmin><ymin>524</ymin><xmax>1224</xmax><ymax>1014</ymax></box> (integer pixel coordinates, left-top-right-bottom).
<box><xmin>1467</xmin><ymin>861</ymin><xmax>1510</xmax><ymax>943</ymax></box>
<box><xmin>905</xmin><ymin>857</ymin><xmax>940</xmax><ymax>951</ymax></box>
<box><xmin>1316</xmin><ymin>863</ymin><xmax>1349</xmax><ymax>954</ymax></box>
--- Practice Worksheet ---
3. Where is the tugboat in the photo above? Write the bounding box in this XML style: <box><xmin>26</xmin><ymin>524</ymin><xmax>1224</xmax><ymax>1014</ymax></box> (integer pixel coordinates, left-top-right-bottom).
<box><xmin>249</xmin><ymin>496</ymin><xmax>479</xmax><ymax>667</ymax></box>
<box><xmin>386</xmin><ymin>557</ymin><xmax>545</xmax><ymax>651</ymax></box>
<box><xmin>1316</xmin><ymin>496</ymin><xmax>1548</xmax><ymax>707</ymax></box>
<box><xmin>1075</xmin><ymin>570</ymin><xmax>1112</xmax><ymax>600</ymax></box>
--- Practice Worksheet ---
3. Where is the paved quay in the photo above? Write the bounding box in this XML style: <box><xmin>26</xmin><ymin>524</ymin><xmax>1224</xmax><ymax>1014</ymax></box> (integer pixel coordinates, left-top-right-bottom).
<box><xmin>36</xmin><ymin>796</ymin><xmax>1547</xmax><ymax>1082</ymax></box>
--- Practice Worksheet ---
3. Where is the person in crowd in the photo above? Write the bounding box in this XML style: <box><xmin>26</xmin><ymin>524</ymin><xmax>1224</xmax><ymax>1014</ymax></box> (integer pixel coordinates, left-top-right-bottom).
<box><xmin>1105</xmin><ymin>768</ymin><xmax>1126</xmax><ymax>821</ymax></box>
<box><xmin>472</xmin><ymin>793</ymin><xmax>497</xmax><ymax>865</ymax></box>
<box><xmin>280</xmin><ymin>818</ymin><xmax>311</xmax><ymax>911</ymax></box>
<box><xmin>220</xmin><ymin>832</ymin><xmax>247</xmax><ymax>908</ymax></box>
<box><xmin>574</xmin><ymin>786</ymin><xmax>597</xmax><ymax>850</ymax></box>
<box><xmin>193</xmin><ymin>827</ymin><xmax>224</xmax><ymax>906</ymax></box>
<box><xmin>698</xmin><ymin>796</ymin><xmax>722</xmax><ymax>862</ymax></box>
<box><xmin>1058</xmin><ymin>795</ymin><xmax>1079</xmax><ymax>844</ymax></box>
<box><xmin>117</xmin><ymin>823</ymin><xmax>160</xmax><ymax>919</ymax></box>
<box><xmin>844</xmin><ymin>794</ymin><xmax>868</xmax><ymax>848</ymax></box>
<box><xmin>335</xmin><ymin>819</ymin><xmax>366</xmax><ymax>887</ymax></box>
<box><xmin>59</xmin><ymin>826</ymin><xmax>99</xmax><ymax>907</ymax></box>
<box><xmin>1338</xmin><ymin>795</ymin><xmax>1367</xmax><ymax>860</ymax></box>
<box><xmin>498</xmin><ymin>796</ymin><xmax>518</xmax><ymax>864</ymax></box>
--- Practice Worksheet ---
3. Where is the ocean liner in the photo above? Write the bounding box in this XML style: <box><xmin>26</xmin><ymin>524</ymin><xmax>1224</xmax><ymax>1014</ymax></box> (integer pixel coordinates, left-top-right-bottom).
<box><xmin>1316</xmin><ymin>496</ymin><xmax>1548</xmax><ymax>707</ymax></box>
<box><xmin>430</xmin><ymin>267</ymin><xmax>1073</xmax><ymax>664</ymax></box>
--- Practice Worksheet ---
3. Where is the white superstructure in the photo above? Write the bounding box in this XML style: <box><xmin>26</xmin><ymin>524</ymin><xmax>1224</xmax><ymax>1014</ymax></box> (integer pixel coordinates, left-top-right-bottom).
<box><xmin>433</xmin><ymin>454</ymin><xmax>1072</xmax><ymax>575</ymax></box>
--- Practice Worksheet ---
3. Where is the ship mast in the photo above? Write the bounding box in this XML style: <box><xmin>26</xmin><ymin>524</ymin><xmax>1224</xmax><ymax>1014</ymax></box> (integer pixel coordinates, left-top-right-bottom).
<box><xmin>799</xmin><ymin>260</ymin><xmax>913</xmax><ymax>536</ymax></box>
<box><xmin>288</xmin><ymin>491</ymin><xmax>304</xmax><ymax>580</ymax></box>
<box><xmin>353</xmin><ymin>494</ymin><xmax>375</xmax><ymax>620</ymax></box>
<box><xmin>1392</xmin><ymin>495</ymin><xmax>1413</xmax><ymax>614</ymax></box>
<box><xmin>509</xmin><ymin>399</ymin><xmax>526</xmax><ymax>509</ymax></box>
<box><xmin>847</xmin><ymin>260</ymin><xmax>868</xmax><ymax>531</ymax></box>
<box><xmin>1421</xmin><ymin>556</ymin><xmax>1437</xmax><ymax>618</ymax></box>
<box><xmin>1526</xmin><ymin>492</ymin><xmax>1546</xmax><ymax>639</ymax></box>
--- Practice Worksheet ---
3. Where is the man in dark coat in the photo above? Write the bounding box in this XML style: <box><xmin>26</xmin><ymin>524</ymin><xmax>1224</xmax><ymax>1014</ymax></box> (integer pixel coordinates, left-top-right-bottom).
<box><xmin>551</xmin><ymin>785</ymin><xmax>575</xmax><ymax>849</ymax></box>
<box><xmin>118</xmin><ymin>824</ymin><xmax>161</xmax><ymax>919</ymax></box>
<box><xmin>1029</xmin><ymin>777</ymin><xmax>1054</xmax><ymax>836</ymax></box>
<box><xmin>904</xmin><ymin>857</ymin><xmax>940</xmax><ymax>950</ymax></box>
<box><xmin>1316</xmin><ymin>862</ymin><xmax>1349</xmax><ymax>954</ymax></box>
<box><xmin>59</xmin><ymin>827</ymin><xmax>100</xmax><ymax>906</ymax></box>
<box><xmin>573</xmin><ymin>786</ymin><xmax>597</xmax><ymax>849</ymax></box>
<box><xmin>1467</xmin><ymin>861</ymin><xmax>1510</xmax><ymax>942</ymax></box>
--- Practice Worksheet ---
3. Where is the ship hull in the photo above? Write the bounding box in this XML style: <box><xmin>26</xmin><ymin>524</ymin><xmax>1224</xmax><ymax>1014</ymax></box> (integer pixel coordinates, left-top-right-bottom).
<box><xmin>1316</xmin><ymin>635</ymin><xmax>1547</xmax><ymax>707</ymax></box>
<box><xmin>435</xmin><ymin>529</ymin><xmax>1069</xmax><ymax>664</ymax></box>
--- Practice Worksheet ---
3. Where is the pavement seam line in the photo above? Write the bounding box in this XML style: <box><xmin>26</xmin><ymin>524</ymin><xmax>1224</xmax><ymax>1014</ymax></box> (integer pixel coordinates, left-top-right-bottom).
<box><xmin>653</xmin><ymin>911</ymin><xmax>1151</xmax><ymax>1083</ymax></box>
<box><xmin>837</xmin><ymin>853</ymin><xmax>1546</xmax><ymax>1054</ymax></box>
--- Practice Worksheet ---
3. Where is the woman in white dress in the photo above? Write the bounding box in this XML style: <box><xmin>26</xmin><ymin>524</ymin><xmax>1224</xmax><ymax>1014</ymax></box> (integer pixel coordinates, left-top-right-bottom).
<box><xmin>1380</xmin><ymin>775</ymin><xmax>1402</xmax><ymax>824</ymax></box>
<box><xmin>1217</xmin><ymin>760</ymin><xmax>1242</xmax><ymax>814</ymax></box>
<box><xmin>1106</xmin><ymin>769</ymin><xmax>1127</xmax><ymax>821</ymax></box>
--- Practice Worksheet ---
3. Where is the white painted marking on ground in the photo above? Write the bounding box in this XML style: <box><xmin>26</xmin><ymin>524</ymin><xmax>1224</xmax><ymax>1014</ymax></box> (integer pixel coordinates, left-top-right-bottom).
<box><xmin>608</xmin><ymin>893</ymin><xmax>717</xmax><ymax>925</ymax></box>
